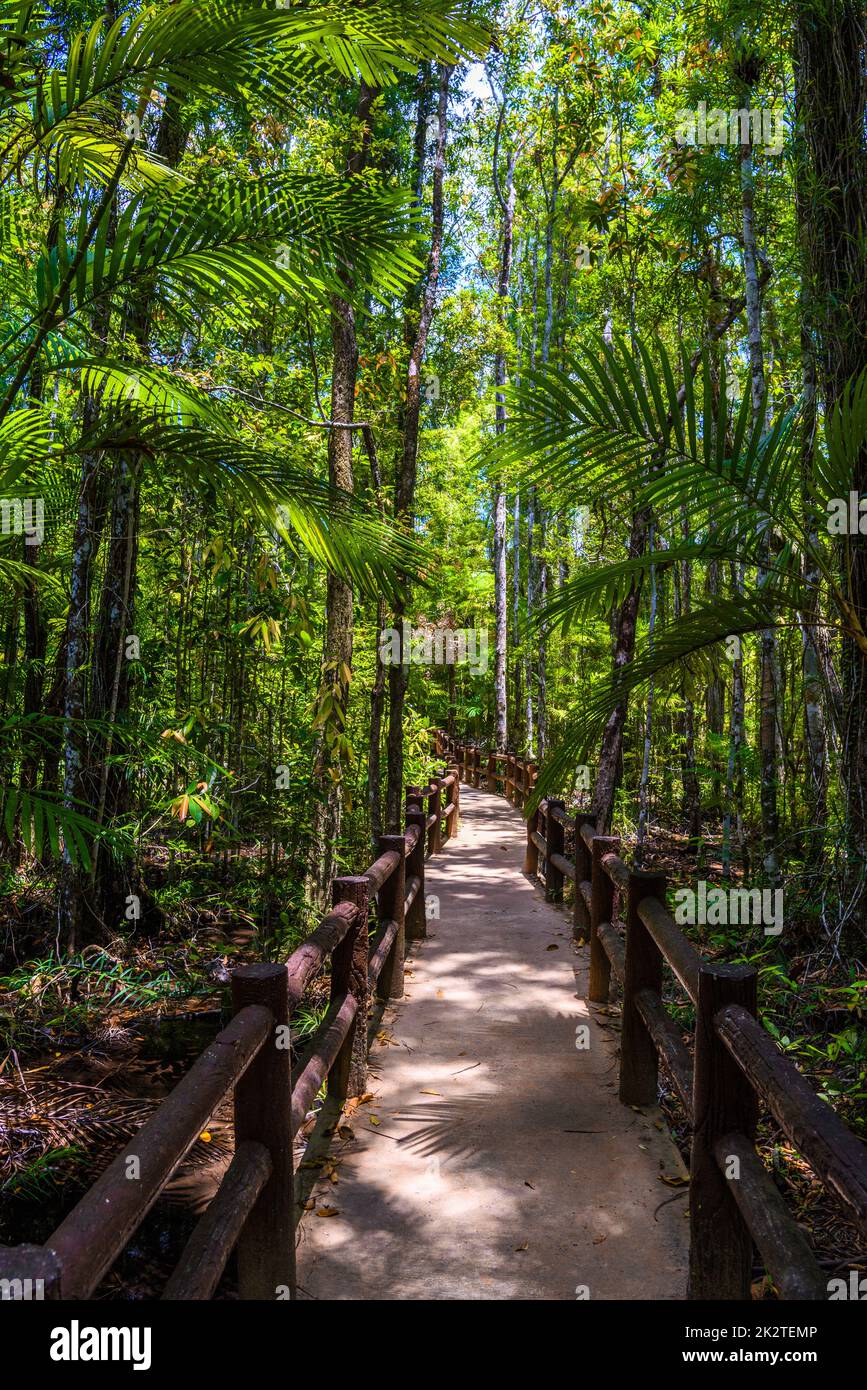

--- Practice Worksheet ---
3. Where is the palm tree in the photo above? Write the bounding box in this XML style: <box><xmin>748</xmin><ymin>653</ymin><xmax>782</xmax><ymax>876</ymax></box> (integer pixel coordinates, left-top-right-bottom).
<box><xmin>494</xmin><ymin>332</ymin><xmax>867</xmax><ymax>897</ymax></box>
<box><xmin>0</xmin><ymin>0</ymin><xmax>486</xmax><ymax>938</ymax></box>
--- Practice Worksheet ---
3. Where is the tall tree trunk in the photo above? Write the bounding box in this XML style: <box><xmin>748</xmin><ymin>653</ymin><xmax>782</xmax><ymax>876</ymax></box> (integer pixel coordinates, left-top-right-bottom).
<box><xmin>794</xmin><ymin>57</ymin><xmax>828</xmax><ymax>859</ymax></box>
<box><xmin>635</xmin><ymin>526</ymin><xmax>658</xmax><ymax>863</ymax></box>
<box><xmin>305</xmin><ymin>83</ymin><xmax>378</xmax><ymax>904</ymax></box>
<box><xmin>738</xmin><ymin>90</ymin><xmax>780</xmax><ymax>883</ymax></box>
<box><xmin>385</xmin><ymin>64</ymin><xmax>451</xmax><ymax>830</ymax></box>
<box><xmin>19</xmin><ymin>368</ymin><xmax>48</xmax><ymax>833</ymax></box>
<box><xmin>492</xmin><ymin>140</ymin><xmax>518</xmax><ymax>754</ymax></box>
<box><xmin>365</xmin><ymin>429</ymin><xmax>387</xmax><ymax>847</ymax></box>
<box><xmin>677</xmin><ymin>510</ymin><xmax>702</xmax><ymax>846</ymax></box>
<box><xmin>592</xmin><ymin>508</ymin><xmax>646</xmax><ymax>833</ymax></box>
<box><xmin>88</xmin><ymin>90</ymin><xmax>188</xmax><ymax>929</ymax></box>
<box><xmin>796</xmin><ymin>2</ymin><xmax>867</xmax><ymax>901</ymax></box>
<box><xmin>59</xmin><ymin>425</ymin><xmax>110</xmax><ymax>949</ymax></box>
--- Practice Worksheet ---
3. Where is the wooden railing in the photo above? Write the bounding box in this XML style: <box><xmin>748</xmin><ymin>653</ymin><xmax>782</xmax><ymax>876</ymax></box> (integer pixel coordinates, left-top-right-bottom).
<box><xmin>439</xmin><ymin>730</ymin><xmax>867</xmax><ymax>1302</ymax></box>
<box><xmin>435</xmin><ymin>732</ymin><xmax>537</xmax><ymax>807</ymax></box>
<box><xmin>0</xmin><ymin>766</ymin><xmax>461</xmax><ymax>1301</ymax></box>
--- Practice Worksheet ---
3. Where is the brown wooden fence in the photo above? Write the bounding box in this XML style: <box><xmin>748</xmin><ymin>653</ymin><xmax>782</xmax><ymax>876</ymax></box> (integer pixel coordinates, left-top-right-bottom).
<box><xmin>441</xmin><ymin>734</ymin><xmax>537</xmax><ymax>807</ymax></box>
<box><xmin>0</xmin><ymin>766</ymin><xmax>461</xmax><ymax>1301</ymax></box>
<box><xmin>438</xmin><ymin>729</ymin><xmax>867</xmax><ymax>1301</ymax></box>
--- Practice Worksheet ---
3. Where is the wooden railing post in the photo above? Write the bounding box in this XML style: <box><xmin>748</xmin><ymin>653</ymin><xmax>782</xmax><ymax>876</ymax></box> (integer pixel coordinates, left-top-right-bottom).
<box><xmin>231</xmin><ymin>962</ymin><xmax>294</xmax><ymax>1299</ymax></box>
<box><xmin>428</xmin><ymin>777</ymin><xmax>443</xmax><ymax>855</ymax></box>
<box><xmin>439</xmin><ymin>768</ymin><xmax>451</xmax><ymax>845</ymax></box>
<box><xmin>619</xmin><ymin>869</ymin><xmax>667</xmax><ymax>1106</ymax></box>
<box><xmin>404</xmin><ymin>802</ymin><xmax>427</xmax><ymax>940</ymax></box>
<box><xmin>689</xmin><ymin>962</ymin><xmax>758</xmax><ymax>1300</ymax></box>
<box><xmin>487</xmin><ymin>751</ymin><xmax>496</xmax><ymax>792</ymax></box>
<box><xmin>545</xmin><ymin>799</ymin><xmax>566</xmax><ymax>902</ymax></box>
<box><xmin>376</xmin><ymin>833</ymin><xmax>406</xmax><ymax>1001</ymax></box>
<box><xmin>506</xmin><ymin>754</ymin><xmax>515</xmax><ymax>803</ymax></box>
<box><xmin>589</xmin><ymin>835</ymin><xmax>619</xmax><ymax>1003</ymax></box>
<box><xmin>573</xmin><ymin>814</ymin><xmax>596</xmax><ymax>941</ymax></box>
<box><xmin>524</xmin><ymin>800</ymin><xmax>540</xmax><ymax>876</ymax></box>
<box><xmin>329</xmin><ymin>875</ymin><xmax>370</xmax><ymax>1100</ymax></box>
<box><xmin>447</xmin><ymin>764</ymin><xmax>460</xmax><ymax>837</ymax></box>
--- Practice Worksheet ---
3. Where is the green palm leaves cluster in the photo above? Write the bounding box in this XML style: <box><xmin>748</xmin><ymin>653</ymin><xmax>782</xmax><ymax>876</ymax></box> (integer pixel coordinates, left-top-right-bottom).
<box><xmin>493</xmin><ymin>334</ymin><xmax>867</xmax><ymax>800</ymax></box>
<box><xmin>0</xmin><ymin>0</ymin><xmax>486</xmax><ymax>861</ymax></box>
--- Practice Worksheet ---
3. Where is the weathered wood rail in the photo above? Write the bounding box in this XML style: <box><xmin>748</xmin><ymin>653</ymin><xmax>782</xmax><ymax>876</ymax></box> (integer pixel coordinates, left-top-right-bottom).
<box><xmin>437</xmin><ymin>730</ymin><xmax>867</xmax><ymax>1302</ymax></box>
<box><xmin>447</xmin><ymin>736</ymin><xmax>537</xmax><ymax>807</ymax></box>
<box><xmin>0</xmin><ymin>767</ymin><xmax>461</xmax><ymax>1301</ymax></box>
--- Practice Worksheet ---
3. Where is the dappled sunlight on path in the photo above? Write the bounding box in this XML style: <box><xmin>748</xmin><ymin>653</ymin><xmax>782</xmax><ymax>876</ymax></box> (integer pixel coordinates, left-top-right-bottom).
<box><xmin>296</xmin><ymin>787</ymin><xmax>689</xmax><ymax>1301</ymax></box>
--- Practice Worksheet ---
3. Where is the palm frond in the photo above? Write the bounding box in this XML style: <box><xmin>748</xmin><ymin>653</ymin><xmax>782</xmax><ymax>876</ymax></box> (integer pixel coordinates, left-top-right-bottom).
<box><xmin>82</xmin><ymin>414</ymin><xmax>430</xmax><ymax>602</ymax></box>
<box><xmin>0</xmin><ymin>787</ymin><xmax>109</xmax><ymax>868</ymax></box>
<box><xmin>491</xmin><ymin>334</ymin><xmax>805</xmax><ymax>546</ymax></box>
<box><xmin>2</xmin><ymin>0</ymin><xmax>487</xmax><ymax>176</ymax></box>
<box><xmin>531</xmin><ymin>588</ymin><xmax>802</xmax><ymax>808</ymax></box>
<box><xmin>8</xmin><ymin>173</ymin><xmax>420</xmax><ymax>363</ymax></box>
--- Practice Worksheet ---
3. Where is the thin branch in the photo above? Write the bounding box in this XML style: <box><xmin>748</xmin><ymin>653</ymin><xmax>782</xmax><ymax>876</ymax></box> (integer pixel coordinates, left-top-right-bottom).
<box><xmin>215</xmin><ymin>385</ymin><xmax>370</xmax><ymax>431</ymax></box>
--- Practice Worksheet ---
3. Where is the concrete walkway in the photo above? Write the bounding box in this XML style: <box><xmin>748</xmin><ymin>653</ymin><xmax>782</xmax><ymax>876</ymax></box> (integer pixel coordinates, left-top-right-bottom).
<box><xmin>296</xmin><ymin>786</ymin><xmax>689</xmax><ymax>1301</ymax></box>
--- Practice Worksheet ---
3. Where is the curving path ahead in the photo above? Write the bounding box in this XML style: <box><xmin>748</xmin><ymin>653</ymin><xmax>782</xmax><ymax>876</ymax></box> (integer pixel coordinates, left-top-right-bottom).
<box><xmin>296</xmin><ymin>785</ymin><xmax>689</xmax><ymax>1301</ymax></box>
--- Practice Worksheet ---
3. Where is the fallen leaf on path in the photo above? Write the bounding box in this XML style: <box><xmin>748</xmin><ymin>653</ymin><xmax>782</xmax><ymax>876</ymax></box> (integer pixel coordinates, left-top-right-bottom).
<box><xmin>546</xmin><ymin>944</ymin><xmax>559</xmax><ymax>951</ymax></box>
<box><xmin>315</xmin><ymin>1207</ymin><xmax>339</xmax><ymax>1218</ymax></box>
<box><xmin>659</xmin><ymin>1174</ymin><xmax>689</xmax><ymax>1187</ymax></box>
<box><xmin>344</xmin><ymin>1092</ymin><xmax>376</xmax><ymax>1115</ymax></box>
<box><xmin>515</xmin><ymin>1242</ymin><xmax>528</xmax><ymax>1251</ymax></box>
<box><xmin>592</xmin><ymin>1234</ymin><xmax>607</xmax><ymax>1245</ymax></box>
<box><xmin>436</xmin><ymin>989</ymin><xmax>444</xmax><ymax>998</ymax></box>
<box><xmin>420</xmin><ymin>1089</ymin><xmax>442</xmax><ymax>1096</ymax></box>
<box><xmin>369</xmin><ymin>1115</ymin><xmax>381</xmax><ymax>1126</ymax></box>
<box><xmin>338</xmin><ymin>1125</ymin><xmax>355</xmax><ymax>1141</ymax></box>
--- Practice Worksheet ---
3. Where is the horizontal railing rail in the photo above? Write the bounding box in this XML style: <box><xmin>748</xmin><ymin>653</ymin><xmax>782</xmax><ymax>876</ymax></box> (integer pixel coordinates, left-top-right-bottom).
<box><xmin>434</xmin><ymin>730</ymin><xmax>537</xmax><ymax>807</ymax></box>
<box><xmin>438</xmin><ymin>729</ymin><xmax>867</xmax><ymax>1303</ymax></box>
<box><xmin>0</xmin><ymin>763</ymin><xmax>462</xmax><ymax>1301</ymax></box>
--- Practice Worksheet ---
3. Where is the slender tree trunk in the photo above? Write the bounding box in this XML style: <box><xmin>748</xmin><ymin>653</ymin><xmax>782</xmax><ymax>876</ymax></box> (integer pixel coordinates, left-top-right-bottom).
<box><xmin>365</xmin><ymin>429</ymin><xmax>386</xmax><ymax>847</ymax></box>
<box><xmin>794</xmin><ymin>57</ymin><xmax>829</xmax><ymax>859</ymax></box>
<box><xmin>492</xmin><ymin>144</ymin><xmax>518</xmax><ymax>753</ymax></box>
<box><xmin>305</xmin><ymin>83</ymin><xmax>378</xmax><ymax>902</ymax></box>
<box><xmin>19</xmin><ymin>369</ymin><xmax>48</xmax><ymax>830</ymax></box>
<box><xmin>635</xmin><ymin>527</ymin><xmax>658</xmax><ymax>863</ymax></box>
<box><xmin>739</xmin><ymin>107</ymin><xmax>780</xmax><ymax>883</ymax></box>
<box><xmin>796</xmin><ymin>5</ymin><xmax>867</xmax><ymax>900</ymax></box>
<box><xmin>592</xmin><ymin>509</ymin><xmax>645</xmax><ymax>832</ymax></box>
<box><xmin>385</xmin><ymin>64</ymin><xmax>451</xmax><ymax>829</ymax></box>
<box><xmin>536</xmin><ymin>513</ymin><xmax>548</xmax><ymax>758</ymax></box>
<box><xmin>677</xmin><ymin>510</ymin><xmax>702</xmax><ymax>845</ymax></box>
<box><xmin>59</xmin><ymin>431</ymin><xmax>109</xmax><ymax>949</ymax></box>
